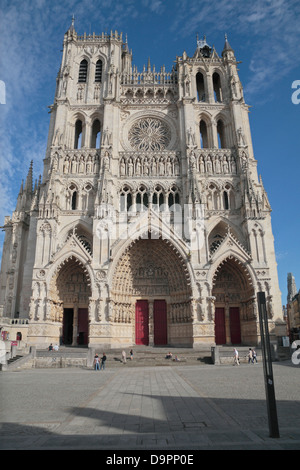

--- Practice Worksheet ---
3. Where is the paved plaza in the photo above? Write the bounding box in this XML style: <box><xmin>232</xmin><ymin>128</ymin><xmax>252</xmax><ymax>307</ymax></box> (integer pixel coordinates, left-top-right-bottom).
<box><xmin>1</xmin><ymin>360</ymin><xmax>300</xmax><ymax>451</ymax></box>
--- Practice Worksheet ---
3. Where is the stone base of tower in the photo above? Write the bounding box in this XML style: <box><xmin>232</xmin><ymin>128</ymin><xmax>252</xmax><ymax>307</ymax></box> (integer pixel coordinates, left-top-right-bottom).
<box><xmin>89</xmin><ymin>323</ymin><xmax>133</xmax><ymax>349</ymax></box>
<box><xmin>27</xmin><ymin>322</ymin><xmax>63</xmax><ymax>349</ymax></box>
<box><xmin>192</xmin><ymin>322</ymin><xmax>216</xmax><ymax>348</ymax></box>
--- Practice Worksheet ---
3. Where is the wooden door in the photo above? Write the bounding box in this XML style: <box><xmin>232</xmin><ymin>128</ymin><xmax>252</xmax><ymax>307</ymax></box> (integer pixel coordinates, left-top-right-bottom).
<box><xmin>154</xmin><ymin>300</ymin><xmax>167</xmax><ymax>345</ymax></box>
<box><xmin>78</xmin><ymin>308</ymin><xmax>89</xmax><ymax>345</ymax></box>
<box><xmin>215</xmin><ymin>307</ymin><xmax>226</xmax><ymax>345</ymax></box>
<box><xmin>135</xmin><ymin>300</ymin><xmax>149</xmax><ymax>345</ymax></box>
<box><xmin>63</xmin><ymin>308</ymin><xmax>73</xmax><ymax>345</ymax></box>
<box><xmin>229</xmin><ymin>307</ymin><xmax>241</xmax><ymax>344</ymax></box>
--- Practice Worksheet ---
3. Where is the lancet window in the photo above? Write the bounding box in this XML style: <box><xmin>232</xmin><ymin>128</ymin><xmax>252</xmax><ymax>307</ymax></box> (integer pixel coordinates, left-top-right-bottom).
<box><xmin>78</xmin><ymin>59</ymin><xmax>88</xmax><ymax>83</ymax></box>
<box><xmin>74</xmin><ymin>120</ymin><xmax>83</xmax><ymax>149</ymax></box>
<box><xmin>213</xmin><ymin>72</ymin><xmax>222</xmax><ymax>102</ymax></box>
<box><xmin>91</xmin><ymin>119</ymin><xmax>101</xmax><ymax>148</ymax></box>
<box><xmin>95</xmin><ymin>60</ymin><xmax>103</xmax><ymax>82</ymax></box>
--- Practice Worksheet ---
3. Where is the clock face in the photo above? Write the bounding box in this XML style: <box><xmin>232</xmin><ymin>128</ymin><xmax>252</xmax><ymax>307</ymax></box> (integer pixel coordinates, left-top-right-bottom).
<box><xmin>128</xmin><ymin>117</ymin><xmax>171</xmax><ymax>151</ymax></box>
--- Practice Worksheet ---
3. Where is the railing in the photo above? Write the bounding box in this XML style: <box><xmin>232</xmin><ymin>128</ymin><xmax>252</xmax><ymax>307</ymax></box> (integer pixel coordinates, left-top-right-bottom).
<box><xmin>121</xmin><ymin>71</ymin><xmax>178</xmax><ymax>86</ymax></box>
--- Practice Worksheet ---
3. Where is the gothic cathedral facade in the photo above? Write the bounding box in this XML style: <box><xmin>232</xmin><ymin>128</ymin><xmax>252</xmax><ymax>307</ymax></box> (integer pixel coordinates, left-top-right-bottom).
<box><xmin>0</xmin><ymin>23</ymin><xmax>284</xmax><ymax>349</ymax></box>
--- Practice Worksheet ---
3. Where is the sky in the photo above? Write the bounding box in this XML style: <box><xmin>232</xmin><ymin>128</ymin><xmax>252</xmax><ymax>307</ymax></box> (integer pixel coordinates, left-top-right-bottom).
<box><xmin>0</xmin><ymin>0</ymin><xmax>299</xmax><ymax>305</ymax></box>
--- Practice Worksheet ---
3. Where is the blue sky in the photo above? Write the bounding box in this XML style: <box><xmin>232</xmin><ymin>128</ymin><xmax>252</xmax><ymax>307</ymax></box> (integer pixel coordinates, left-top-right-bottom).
<box><xmin>0</xmin><ymin>0</ymin><xmax>299</xmax><ymax>305</ymax></box>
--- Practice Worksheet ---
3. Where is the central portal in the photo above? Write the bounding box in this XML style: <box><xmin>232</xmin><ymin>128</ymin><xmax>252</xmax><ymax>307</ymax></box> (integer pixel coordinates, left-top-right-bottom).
<box><xmin>112</xmin><ymin>238</ymin><xmax>193</xmax><ymax>347</ymax></box>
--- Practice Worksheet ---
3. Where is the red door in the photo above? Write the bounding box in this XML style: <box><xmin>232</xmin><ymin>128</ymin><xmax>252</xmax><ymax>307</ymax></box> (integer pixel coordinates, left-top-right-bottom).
<box><xmin>154</xmin><ymin>300</ymin><xmax>167</xmax><ymax>345</ymax></box>
<box><xmin>135</xmin><ymin>300</ymin><xmax>149</xmax><ymax>345</ymax></box>
<box><xmin>78</xmin><ymin>308</ymin><xmax>89</xmax><ymax>345</ymax></box>
<box><xmin>215</xmin><ymin>308</ymin><xmax>226</xmax><ymax>345</ymax></box>
<box><xmin>229</xmin><ymin>307</ymin><xmax>241</xmax><ymax>344</ymax></box>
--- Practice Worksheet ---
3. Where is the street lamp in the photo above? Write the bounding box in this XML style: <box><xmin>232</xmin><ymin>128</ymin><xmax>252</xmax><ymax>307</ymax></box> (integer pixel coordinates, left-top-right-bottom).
<box><xmin>257</xmin><ymin>292</ymin><xmax>280</xmax><ymax>438</ymax></box>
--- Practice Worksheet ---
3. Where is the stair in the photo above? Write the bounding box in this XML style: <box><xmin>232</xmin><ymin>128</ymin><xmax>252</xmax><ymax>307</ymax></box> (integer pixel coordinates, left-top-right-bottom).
<box><xmin>93</xmin><ymin>347</ymin><xmax>213</xmax><ymax>368</ymax></box>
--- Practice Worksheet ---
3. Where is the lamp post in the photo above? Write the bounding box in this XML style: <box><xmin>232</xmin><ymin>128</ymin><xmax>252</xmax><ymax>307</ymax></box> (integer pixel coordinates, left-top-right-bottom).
<box><xmin>257</xmin><ymin>292</ymin><xmax>280</xmax><ymax>438</ymax></box>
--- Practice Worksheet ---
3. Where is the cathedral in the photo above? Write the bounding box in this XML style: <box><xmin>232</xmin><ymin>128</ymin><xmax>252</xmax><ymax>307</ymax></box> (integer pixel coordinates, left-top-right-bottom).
<box><xmin>0</xmin><ymin>21</ymin><xmax>285</xmax><ymax>350</ymax></box>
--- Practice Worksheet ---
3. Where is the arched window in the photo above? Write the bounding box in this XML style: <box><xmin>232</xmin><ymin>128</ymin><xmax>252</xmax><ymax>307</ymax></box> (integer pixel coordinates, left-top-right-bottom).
<box><xmin>168</xmin><ymin>185</ymin><xmax>180</xmax><ymax>209</ymax></box>
<box><xmin>71</xmin><ymin>191</ymin><xmax>77</xmax><ymax>210</ymax></box>
<box><xmin>120</xmin><ymin>186</ymin><xmax>132</xmax><ymax>212</ymax></box>
<box><xmin>78</xmin><ymin>59</ymin><xmax>88</xmax><ymax>83</ymax></box>
<box><xmin>213</xmin><ymin>72</ymin><xmax>222</xmax><ymax>102</ymax></box>
<box><xmin>74</xmin><ymin>120</ymin><xmax>83</xmax><ymax>149</ymax></box>
<box><xmin>152</xmin><ymin>185</ymin><xmax>165</xmax><ymax>211</ymax></box>
<box><xmin>223</xmin><ymin>191</ymin><xmax>229</xmax><ymax>210</ymax></box>
<box><xmin>207</xmin><ymin>183</ymin><xmax>220</xmax><ymax>210</ymax></box>
<box><xmin>223</xmin><ymin>184</ymin><xmax>235</xmax><ymax>210</ymax></box>
<box><xmin>91</xmin><ymin>119</ymin><xmax>101</xmax><ymax>148</ymax></box>
<box><xmin>200</xmin><ymin>120</ymin><xmax>209</xmax><ymax>148</ymax></box>
<box><xmin>196</xmin><ymin>72</ymin><xmax>205</xmax><ymax>102</ymax></box>
<box><xmin>136</xmin><ymin>186</ymin><xmax>148</xmax><ymax>210</ymax></box>
<box><xmin>95</xmin><ymin>60</ymin><xmax>103</xmax><ymax>82</ymax></box>
<box><xmin>217</xmin><ymin>119</ymin><xmax>226</xmax><ymax>149</ymax></box>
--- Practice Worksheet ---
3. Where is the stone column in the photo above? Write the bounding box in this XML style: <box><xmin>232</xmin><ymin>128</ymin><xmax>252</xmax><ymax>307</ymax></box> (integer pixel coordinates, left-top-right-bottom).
<box><xmin>148</xmin><ymin>299</ymin><xmax>154</xmax><ymax>346</ymax></box>
<box><xmin>72</xmin><ymin>302</ymin><xmax>78</xmax><ymax>346</ymax></box>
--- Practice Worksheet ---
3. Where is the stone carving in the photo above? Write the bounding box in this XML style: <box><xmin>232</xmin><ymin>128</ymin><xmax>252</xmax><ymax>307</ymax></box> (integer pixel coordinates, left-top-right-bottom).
<box><xmin>119</xmin><ymin>152</ymin><xmax>180</xmax><ymax>177</ymax></box>
<box><xmin>191</xmin><ymin>149</ymin><xmax>237</xmax><ymax>175</ymax></box>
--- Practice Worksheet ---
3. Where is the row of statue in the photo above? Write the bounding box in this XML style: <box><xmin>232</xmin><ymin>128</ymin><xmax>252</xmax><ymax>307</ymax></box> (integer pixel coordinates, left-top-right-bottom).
<box><xmin>190</xmin><ymin>152</ymin><xmax>237</xmax><ymax>174</ymax></box>
<box><xmin>120</xmin><ymin>155</ymin><xmax>180</xmax><ymax>177</ymax></box>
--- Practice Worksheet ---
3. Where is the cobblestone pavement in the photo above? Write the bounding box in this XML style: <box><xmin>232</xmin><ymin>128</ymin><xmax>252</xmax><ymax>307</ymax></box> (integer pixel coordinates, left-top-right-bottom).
<box><xmin>1</xmin><ymin>360</ymin><xmax>300</xmax><ymax>451</ymax></box>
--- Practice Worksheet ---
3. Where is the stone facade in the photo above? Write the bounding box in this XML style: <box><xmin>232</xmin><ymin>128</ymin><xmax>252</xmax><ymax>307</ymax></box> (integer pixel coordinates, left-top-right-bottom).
<box><xmin>0</xmin><ymin>24</ymin><xmax>285</xmax><ymax>349</ymax></box>
<box><xmin>286</xmin><ymin>273</ymin><xmax>300</xmax><ymax>342</ymax></box>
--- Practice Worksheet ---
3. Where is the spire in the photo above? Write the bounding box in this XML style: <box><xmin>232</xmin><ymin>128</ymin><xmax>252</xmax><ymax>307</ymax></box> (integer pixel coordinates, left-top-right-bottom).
<box><xmin>70</xmin><ymin>14</ymin><xmax>75</xmax><ymax>32</ymax></box>
<box><xmin>24</xmin><ymin>160</ymin><xmax>33</xmax><ymax>193</ymax></box>
<box><xmin>222</xmin><ymin>33</ymin><xmax>234</xmax><ymax>56</ymax></box>
<box><xmin>66</xmin><ymin>14</ymin><xmax>76</xmax><ymax>36</ymax></box>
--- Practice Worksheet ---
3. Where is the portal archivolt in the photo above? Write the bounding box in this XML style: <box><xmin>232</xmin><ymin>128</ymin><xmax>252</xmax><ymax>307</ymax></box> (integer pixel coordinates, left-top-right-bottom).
<box><xmin>111</xmin><ymin>238</ymin><xmax>192</xmax><ymax>324</ymax></box>
<box><xmin>212</xmin><ymin>256</ymin><xmax>256</xmax><ymax>345</ymax></box>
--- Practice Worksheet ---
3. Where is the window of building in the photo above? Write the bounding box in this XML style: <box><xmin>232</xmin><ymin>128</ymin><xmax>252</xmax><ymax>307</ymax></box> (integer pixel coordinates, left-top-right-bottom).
<box><xmin>196</xmin><ymin>72</ymin><xmax>205</xmax><ymax>102</ymax></box>
<box><xmin>136</xmin><ymin>185</ymin><xmax>148</xmax><ymax>210</ymax></box>
<box><xmin>74</xmin><ymin>120</ymin><xmax>83</xmax><ymax>149</ymax></box>
<box><xmin>168</xmin><ymin>185</ymin><xmax>180</xmax><ymax>209</ymax></box>
<box><xmin>120</xmin><ymin>186</ymin><xmax>132</xmax><ymax>212</ymax></box>
<box><xmin>152</xmin><ymin>185</ymin><xmax>165</xmax><ymax>211</ymax></box>
<box><xmin>213</xmin><ymin>72</ymin><xmax>222</xmax><ymax>102</ymax></box>
<box><xmin>95</xmin><ymin>60</ymin><xmax>103</xmax><ymax>82</ymax></box>
<box><xmin>91</xmin><ymin>119</ymin><xmax>101</xmax><ymax>148</ymax></box>
<box><xmin>78</xmin><ymin>59</ymin><xmax>88</xmax><ymax>83</ymax></box>
<box><xmin>217</xmin><ymin>119</ymin><xmax>226</xmax><ymax>148</ymax></box>
<box><xmin>200</xmin><ymin>120</ymin><xmax>209</xmax><ymax>148</ymax></box>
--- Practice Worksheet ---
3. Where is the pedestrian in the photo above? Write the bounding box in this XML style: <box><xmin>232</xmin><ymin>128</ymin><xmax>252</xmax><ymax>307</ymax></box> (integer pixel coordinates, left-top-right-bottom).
<box><xmin>100</xmin><ymin>352</ymin><xmax>106</xmax><ymax>370</ymax></box>
<box><xmin>48</xmin><ymin>343</ymin><xmax>53</xmax><ymax>351</ymax></box>
<box><xmin>122</xmin><ymin>350</ymin><xmax>126</xmax><ymax>364</ymax></box>
<box><xmin>248</xmin><ymin>348</ymin><xmax>254</xmax><ymax>364</ymax></box>
<box><xmin>252</xmin><ymin>348</ymin><xmax>257</xmax><ymax>363</ymax></box>
<box><xmin>233</xmin><ymin>348</ymin><xmax>240</xmax><ymax>365</ymax></box>
<box><xmin>130</xmin><ymin>349</ymin><xmax>133</xmax><ymax>360</ymax></box>
<box><xmin>94</xmin><ymin>353</ymin><xmax>100</xmax><ymax>370</ymax></box>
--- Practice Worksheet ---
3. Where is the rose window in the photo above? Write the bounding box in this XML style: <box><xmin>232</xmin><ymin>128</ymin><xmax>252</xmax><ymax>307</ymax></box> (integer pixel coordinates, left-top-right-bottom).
<box><xmin>128</xmin><ymin>118</ymin><xmax>171</xmax><ymax>151</ymax></box>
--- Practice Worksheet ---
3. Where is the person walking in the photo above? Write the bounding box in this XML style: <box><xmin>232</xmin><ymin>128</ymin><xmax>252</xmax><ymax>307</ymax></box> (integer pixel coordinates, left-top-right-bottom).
<box><xmin>100</xmin><ymin>352</ymin><xmax>107</xmax><ymax>370</ymax></box>
<box><xmin>248</xmin><ymin>348</ymin><xmax>254</xmax><ymax>364</ymax></box>
<box><xmin>233</xmin><ymin>348</ymin><xmax>240</xmax><ymax>365</ymax></box>
<box><xmin>130</xmin><ymin>349</ymin><xmax>133</xmax><ymax>360</ymax></box>
<box><xmin>252</xmin><ymin>348</ymin><xmax>257</xmax><ymax>363</ymax></box>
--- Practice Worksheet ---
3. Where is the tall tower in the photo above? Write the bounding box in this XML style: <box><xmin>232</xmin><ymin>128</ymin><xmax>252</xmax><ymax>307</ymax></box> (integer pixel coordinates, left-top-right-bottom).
<box><xmin>0</xmin><ymin>24</ymin><xmax>284</xmax><ymax>349</ymax></box>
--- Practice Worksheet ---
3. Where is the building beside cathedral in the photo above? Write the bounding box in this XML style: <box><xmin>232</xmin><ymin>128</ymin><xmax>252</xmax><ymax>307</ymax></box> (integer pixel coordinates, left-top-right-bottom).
<box><xmin>0</xmin><ymin>21</ymin><xmax>285</xmax><ymax>349</ymax></box>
